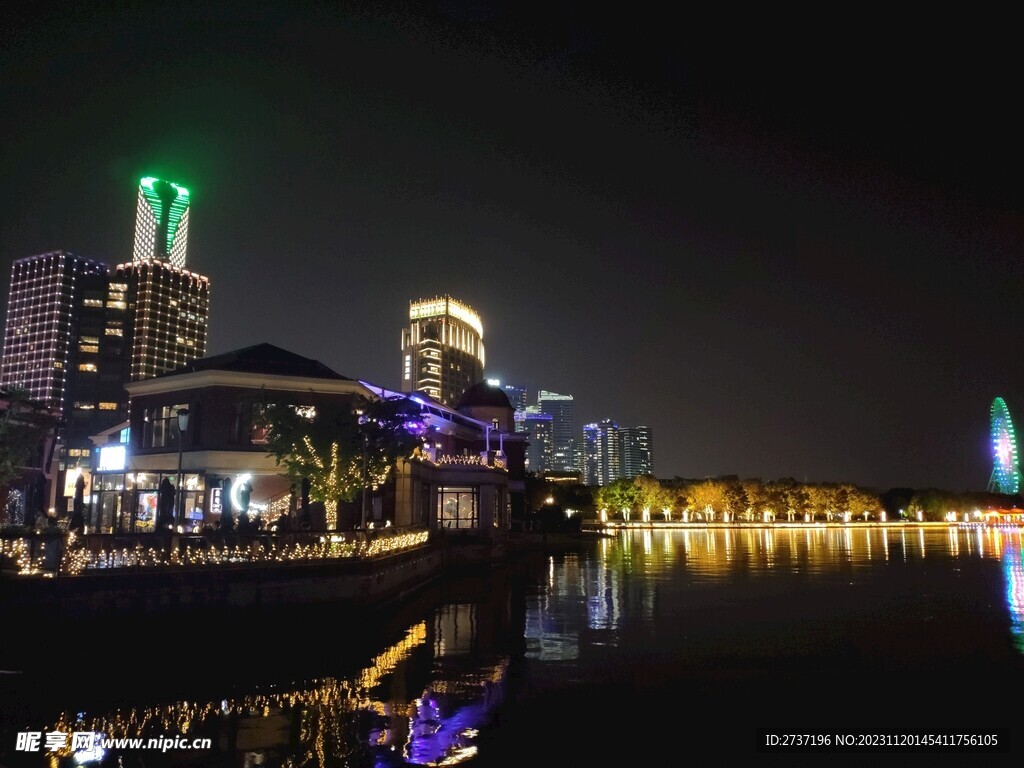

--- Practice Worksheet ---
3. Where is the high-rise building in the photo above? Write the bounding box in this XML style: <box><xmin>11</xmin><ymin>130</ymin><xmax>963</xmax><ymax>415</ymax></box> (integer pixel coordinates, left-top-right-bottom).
<box><xmin>1</xmin><ymin>251</ymin><xmax>131</xmax><ymax>495</ymax></box>
<box><xmin>115</xmin><ymin>260</ymin><xmax>210</xmax><ymax>381</ymax></box>
<box><xmin>401</xmin><ymin>295</ymin><xmax>485</xmax><ymax>407</ymax></box>
<box><xmin>502</xmin><ymin>383</ymin><xmax>528</xmax><ymax>413</ymax></box>
<box><xmin>515</xmin><ymin>406</ymin><xmax>553</xmax><ymax>473</ymax></box>
<box><xmin>132</xmin><ymin>177</ymin><xmax>190</xmax><ymax>267</ymax></box>
<box><xmin>537</xmin><ymin>390</ymin><xmax>575</xmax><ymax>471</ymax></box>
<box><xmin>2</xmin><ymin>251</ymin><xmax>106</xmax><ymax>410</ymax></box>
<box><xmin>582</xmin><ymin>418</ymin><xmax>621</xmax><ymax>486</ymax></box>
<box><xmin>621</xmin><ymin>426</ymin><xmax>654</xmax><ymax>478</ymax></box>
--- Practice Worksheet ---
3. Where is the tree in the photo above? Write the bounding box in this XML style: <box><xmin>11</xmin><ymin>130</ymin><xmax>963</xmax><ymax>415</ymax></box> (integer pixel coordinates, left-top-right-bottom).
<box><xmin>596</xmin><ymin>478</ymin><xmax>639</xmax><ymax>520</ymax></box>
<box><xmin>0</xmin><ymin>388</ymin><xmax>58</xmax><ymax>518</ymax></box>
<box><xmin>259</xmin><ymin>394</ymin><xmax>424</xmax><ymax>529</ymax></box>
<box><xmin>633</xmin><ymin>475</ymin><xmax>672</xmax><ymax>521</ymax></box>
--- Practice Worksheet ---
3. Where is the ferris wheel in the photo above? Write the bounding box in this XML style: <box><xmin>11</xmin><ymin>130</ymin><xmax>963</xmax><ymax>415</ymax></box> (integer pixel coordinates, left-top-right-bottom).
<box><xmin>988</xmin><ymin>397</ymin><xmax>1022</xmax><ymax>495</ymax></box>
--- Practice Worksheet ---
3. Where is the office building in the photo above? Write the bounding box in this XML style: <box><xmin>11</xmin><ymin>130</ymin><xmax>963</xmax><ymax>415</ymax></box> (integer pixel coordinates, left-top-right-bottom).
<box><xmin>502</xmin><ymin>383</ymin><xmax>528</xmax><ymax>413</ymax></box>
<box><xmin>132</xmin><ymin>176</ymin><xmax>190</xmax><ymax>267</ymax></box>
<box><xmin>115</xmin><ymin>259</ymin><xmax>210</xmax><ymax>381</ymax></box>
<box><xmin>0</xmin><ymin>252</ymin><xmax>128</xmax><ymax>443</ymax></box>
<box><xmin>401</xmin><ymin>295</ymin><xmax>484</xmax><ymax>407</ymax></box>
<box><xmin>537</xmin><ymin>390</ymin><xmax>575</xmax><ymax>471</ymax></box>
<box><xmin>582</xmin><ymin>418</ymin><xmax>621</xmax><ymax>486</ymax></box>
<box><xmin>515</xmin><ymin>406</ymin><xmax>553</xmax><ymax>473</ymax></box>
<box><xmin>621</xmin><ymin>426</ymin><xmax>654</xmax><ymax>478</ymax></box>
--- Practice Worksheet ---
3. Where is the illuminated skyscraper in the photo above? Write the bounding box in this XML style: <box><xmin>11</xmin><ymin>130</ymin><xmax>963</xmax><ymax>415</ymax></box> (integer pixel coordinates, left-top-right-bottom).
<box><xmin>502</xmin><ymin>383</ymin><xmax>528</xmax><ymax>413</ymax></box>
<box><xmin>621</xmin><ymin>426</ymin><xmax>654</xmax><ymax>478</ymax></box>
<box><xmin>515</xmin><ymin>406</ymin><xmax>553</xmax><ymax>473</ymax></box>
<box><xmin>1</xmin><ymin>251</ymin><xmax>131</xmax><ymax>485</ymax></box>
<box><xmin>537</xmin><ymin>390</ymin><xmax>575</xmax><ymax>471</ymax></box>
<box><xmin>582</xmin><ymin>418</ymin><xmax>621</xmax><ymax>486</ymax></box>
<box><xmin>401</xmin><ymin>295</ymin><xmax>485</xmax><ymax>406</ymax></box>
<box><xmin>132</xmin><ymin>177</ymin><xmax>190</xmax><ymax>267</ymax></box>
<box><xmin>115</xmin><ymin>260</ymin><xmax>210</xmax><ymax>381</ymax></box>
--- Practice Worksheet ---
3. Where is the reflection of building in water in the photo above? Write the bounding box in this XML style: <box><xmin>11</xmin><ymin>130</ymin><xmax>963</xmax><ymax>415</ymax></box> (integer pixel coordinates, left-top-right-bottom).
<box><xmin>46</xmin><ymin>601</ymin><xmax>512</xmax><ymax>768</ymax></box>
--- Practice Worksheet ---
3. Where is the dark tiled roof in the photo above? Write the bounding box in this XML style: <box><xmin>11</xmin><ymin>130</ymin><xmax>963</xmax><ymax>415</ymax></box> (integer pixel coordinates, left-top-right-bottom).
<box><xmin>156</xmin><ymin>343</ymin><xmax>351</xmax><ymax>380</ymax></box>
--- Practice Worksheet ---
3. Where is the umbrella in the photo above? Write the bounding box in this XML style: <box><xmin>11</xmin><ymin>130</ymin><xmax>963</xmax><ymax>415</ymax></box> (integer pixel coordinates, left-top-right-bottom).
<box><xmin>220</xmin><ymin>477</ymin><xmax>234</xmax><ymax>531</ymax></box>
<box><xmin>156</xmin><ymin>477</ymin><xmax>175</xmax><ymax>532</ymax></box>
<box><xmin>69</xmin><ymin>473</ymin><xmax>85</xmax><ymax>532</ymax></box>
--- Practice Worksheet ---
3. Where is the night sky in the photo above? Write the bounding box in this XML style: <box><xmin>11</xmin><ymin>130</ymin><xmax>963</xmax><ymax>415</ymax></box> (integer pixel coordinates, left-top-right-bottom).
<box><xmin>2</xmin><ymin>2</ymin><xmax>1021</xmax><ymax>493</ymax></box>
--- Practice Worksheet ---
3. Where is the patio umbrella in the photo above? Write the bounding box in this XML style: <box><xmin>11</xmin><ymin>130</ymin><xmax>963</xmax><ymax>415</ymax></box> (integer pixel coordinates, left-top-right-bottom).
<box><xmin>156</xmin><ymin>477</ymin><xmax>175</xmax><ymax>532</ymax></box>
<box><xmin>69</xmin><ymin>473</ymin><xmax>85</xmax><ymax>532</ymax></box>
<box><xmin>219</xmin><ymin>477</ymin><xmax>234</xmax><ymax>531</ymax></box>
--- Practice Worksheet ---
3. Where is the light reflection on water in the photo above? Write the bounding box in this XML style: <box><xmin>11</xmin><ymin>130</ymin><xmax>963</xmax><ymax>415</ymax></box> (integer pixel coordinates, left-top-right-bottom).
<box><xmin>5</xmin><ymin>526</ymin><xmax>1024</xmax><ymax>766</ymax></box>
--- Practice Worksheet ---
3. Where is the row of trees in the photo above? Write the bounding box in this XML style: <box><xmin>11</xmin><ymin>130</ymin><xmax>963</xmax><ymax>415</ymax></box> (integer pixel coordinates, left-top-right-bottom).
<box><xmin>593</xmin><ymin>476</ymin><xmax>883</xmax><ymax>522</ymax></box>
<box><xmin>533</xmin><ymin>474</ymin><xmax>1024</xmax><ymax>523</ymax></box>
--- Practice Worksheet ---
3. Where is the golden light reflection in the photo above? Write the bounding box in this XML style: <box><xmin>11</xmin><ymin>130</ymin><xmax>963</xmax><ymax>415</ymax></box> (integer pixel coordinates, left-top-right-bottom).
<box><xmin>37</xmin><ymin>615</ymin><xmax>512</xmax><ymax>767</ymax></box>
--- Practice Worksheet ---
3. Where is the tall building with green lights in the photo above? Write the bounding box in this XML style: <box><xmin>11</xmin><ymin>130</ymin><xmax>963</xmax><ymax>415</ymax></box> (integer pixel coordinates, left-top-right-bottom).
<box><xmin>132</xmin><ymin>177</ymin><xmax>190</xmax><ymax>268</ymax></box>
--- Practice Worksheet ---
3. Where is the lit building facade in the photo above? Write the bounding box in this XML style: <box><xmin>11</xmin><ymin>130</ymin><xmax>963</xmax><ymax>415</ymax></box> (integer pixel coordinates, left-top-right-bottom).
<box><xmin>515</xmin><ymin>406</ymin><xmax>553</xmax><ymax>474</ymax></box>
<box><xmin>401</xmin><ymin>295</ymin><xmax>484</xmax><ymax>407</ymax></box>
<box><xmin>115</xmin><ymin>260</ymin><xmax>210</xmax><ymax>381</ymax></box>
<box><xmin>621</xmin><ymin>425</ymin><xmax>654</xmax><ymax>478</ymax></box>
<box><xmin>537</xmin><ymin>390</ymin><xmax>575</xmax><ymax>471</ymax></box>
<box><xmin>2</xmin><ymin>252</ymin><xmax>108</xmax><ymax>410</ymax></box>
<box><xmin>0</xmin><ymin>252</ymin><xmax>129</xmax><ymax>465</ymax></box>
<box><xmin>582</xmin><ymin>418</ymin><xmax>621</xmax><ymax>486</ymax></box>
<box><xmin>502</xmin><ymin>383</ymin><xmax>528</xmax><ymax>413</ymax></box>
<box><xmin>132</xmin><ymin>177</ymin><xmax>190</xmax><ymax>268</ymax></box>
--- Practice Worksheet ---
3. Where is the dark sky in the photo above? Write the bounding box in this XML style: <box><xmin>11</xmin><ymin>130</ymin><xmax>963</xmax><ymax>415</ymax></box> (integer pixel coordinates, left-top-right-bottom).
<box><xmin>2</xmin><ymin>2</ymin><xmax>1022</xmax><ymax>492</ymax></box>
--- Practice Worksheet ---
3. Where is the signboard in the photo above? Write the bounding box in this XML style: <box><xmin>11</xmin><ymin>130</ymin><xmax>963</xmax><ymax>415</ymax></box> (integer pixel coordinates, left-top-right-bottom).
<box><xmin>211</xmin><ymin>487</ymin><xmax>222</xmax><ymax>516</ymax></box>
<box><xmin>63</xmin><ymin>469</ymin><xmax>91</xmax><ymax>498</ymax></box>
<box><xmin>98</xmin><ymin>444</ymin><xmax>127</xmax><ymax>471</ymax></box>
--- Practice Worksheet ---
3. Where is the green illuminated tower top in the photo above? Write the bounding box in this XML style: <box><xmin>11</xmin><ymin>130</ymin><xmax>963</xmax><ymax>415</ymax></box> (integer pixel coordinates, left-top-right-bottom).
<box><xmin>132</xmin><ymin>177</ymin><xmax>190</xmax><ymax>267</ymax></box>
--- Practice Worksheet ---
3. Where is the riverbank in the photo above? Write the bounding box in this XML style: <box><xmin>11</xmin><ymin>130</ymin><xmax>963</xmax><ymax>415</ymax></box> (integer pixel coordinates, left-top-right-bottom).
<box><xmin>0</xmin><ymin>534</ymin><xmax>446</xmax><ymax>622</ymax></box>
<box><xmin>585</xmin><ymin>520</ymin><xmax>1022</xmax><ymax>531</ymax></box>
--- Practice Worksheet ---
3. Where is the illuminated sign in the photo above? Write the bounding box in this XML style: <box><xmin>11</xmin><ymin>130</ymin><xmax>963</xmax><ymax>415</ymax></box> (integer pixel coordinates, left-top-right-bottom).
<box><xmin>98</xmin><ymin>444</ymin><xmax>127</xmax><ymax>471</ymax></box>
<box><xmin>230</xmin><ymin>473</ymin><xmax>253</xmax><ymax>512</ymax></box>
<box><xmin>63</xmin><ymin>468</ymin><xmax>91</xmax><ymax>497</ymax></box>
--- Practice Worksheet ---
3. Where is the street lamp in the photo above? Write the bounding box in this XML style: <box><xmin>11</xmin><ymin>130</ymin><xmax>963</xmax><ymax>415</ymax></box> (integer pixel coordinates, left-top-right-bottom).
<box><xmin>175</xmin><ymin>408</ymin><xmax>190</xmax><ymax>529</ymax></box>
<box><xmin>356</xmin><ymin>409</ymin><xmax>368</xmax><ymax>529</ymax></box>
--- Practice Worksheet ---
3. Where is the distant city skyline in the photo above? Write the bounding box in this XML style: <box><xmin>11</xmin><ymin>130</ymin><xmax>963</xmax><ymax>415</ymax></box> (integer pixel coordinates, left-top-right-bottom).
<box><xmin>2</xmin><ymin>3</ymin><xmax>1020</xmax><ymax>492</ymax></box>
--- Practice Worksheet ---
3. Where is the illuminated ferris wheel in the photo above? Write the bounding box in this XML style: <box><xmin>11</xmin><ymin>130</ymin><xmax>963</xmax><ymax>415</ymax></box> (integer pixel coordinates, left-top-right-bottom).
<box><xmin>988</xmin><ymin>397</ymin><xmax>1022</xmax><ymax>495</ymax></box>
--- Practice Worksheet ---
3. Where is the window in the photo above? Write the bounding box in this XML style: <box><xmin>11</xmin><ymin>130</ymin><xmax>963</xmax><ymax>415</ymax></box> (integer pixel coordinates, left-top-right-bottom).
<box><xmin>437</xmin><ymin>487</ymin><xmax>478</xmax><ymax>529</ymax></box>
<box><xmin>145</xmin><ymin>404</ymin><xmax>188</xmax><ymax>448</ymax></box>
<box><xmin>79</xmin><ymin>344</ymin><xmax>99</xmax><ymax>354</ymax></box>
<box><xmin>78</xmin><ymin>363</ymin><xmax>97</xmax><ymax>372</ymax></box>
<box><xmin>98</xmin><ymin>402</ymin><xmax>118</xmax><ymax>410</ymax></box>
<box><xmin>105</xmin><ymin>327</ymin><xmax>123</xmax><ymax>336</ymax></box>
<box><xmin>83</xmin><ymin>299</ymin><xmax>103</xmax><ymax>307</ymax></box>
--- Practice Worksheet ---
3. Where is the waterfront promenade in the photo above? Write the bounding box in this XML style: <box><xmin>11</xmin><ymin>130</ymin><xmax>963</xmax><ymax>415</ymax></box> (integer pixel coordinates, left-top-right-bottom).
<box><xmin>0</xmin><ymin>527</ymin><xmax>445</xmax><ymax>622</ymax></box>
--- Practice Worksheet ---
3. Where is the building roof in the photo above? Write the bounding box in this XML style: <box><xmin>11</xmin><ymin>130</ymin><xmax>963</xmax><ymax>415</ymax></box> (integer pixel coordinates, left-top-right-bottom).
<box><xmin>456</xmin><ymin>381</ymin><xmax>512</xmax><ymax>410</ymax></box>
<box><xmin>155</xmin><ymin>343</ymin><xmax>351</xmax><ymax>381</ymax></box>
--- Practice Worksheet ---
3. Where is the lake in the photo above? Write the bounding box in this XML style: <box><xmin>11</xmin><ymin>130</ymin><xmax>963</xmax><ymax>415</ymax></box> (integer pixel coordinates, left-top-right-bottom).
<box><xmin>2</xmin><ymin>525</ymin><xmax>1022</xmax><ymax>765</ymax></box>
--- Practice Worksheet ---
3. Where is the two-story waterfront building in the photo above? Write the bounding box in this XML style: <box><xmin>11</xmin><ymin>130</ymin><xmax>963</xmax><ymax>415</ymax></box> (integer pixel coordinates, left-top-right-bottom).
<box><xmin>87</xmin><ymin>344</ymin><xmax>524</xmax><ymax>546</ymax></box>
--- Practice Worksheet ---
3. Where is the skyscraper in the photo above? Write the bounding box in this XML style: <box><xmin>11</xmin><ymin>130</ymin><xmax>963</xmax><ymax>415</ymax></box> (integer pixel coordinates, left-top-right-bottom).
<box><xmin>115</xmin><ymin>260</ymin><xmax>210</xmax><ymax>381</ymax></box>
<box><xmin>132</xmin><ymin>177</ymin><xmax>190</xmax><ymax>267</ymax></box>
<box><xmin>1</xmin><ymin>251</ymin><xmax>131</xmax><ymax>498</ymax></box>
<box><xmin>515</xmin><ymin>406</ymin><xmax>553</xmax><ymax>473</ymax></box>
<box><xmin>582</xmin><ymin>418</ymin><xmax>621</xmax><ymax>486</ymax></box>
<box><xmin>401</xmin><ymin>295</ymin><xmax>485</xmax><ymax>406</ymax></box>
<box><xmin>621</xmin><ymin>426</ymin><xmax>654</xmax><ymax>478</ymax></box>
<box><xmin>502</xmin><ymin>383</ymin><xmax>528</xmax><ymax>413</ymax></box>
<box><xmin>537</xmin><ymin>390</ymin><xmax>575</xmax><ymax>471</ymax></box>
